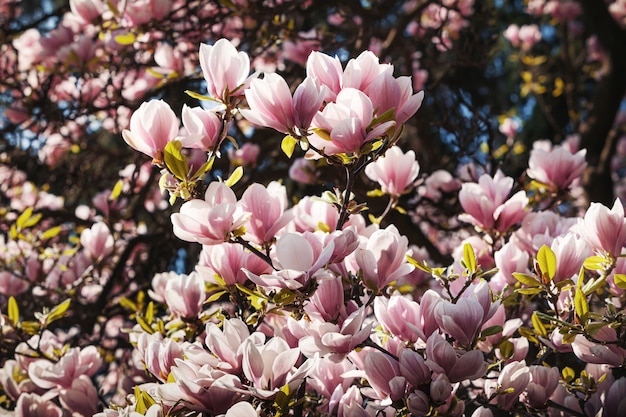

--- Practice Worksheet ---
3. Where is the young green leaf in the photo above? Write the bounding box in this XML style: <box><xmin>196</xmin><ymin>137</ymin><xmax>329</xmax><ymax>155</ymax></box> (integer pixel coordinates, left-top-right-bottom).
<box><xmin>463</xmin><ymin>242</ymin><xmax>477</xmax><ymax>275</ymax></box>
<box><xmin>537</xmin><ymin>245</ymin><xmax>556</xmax><ymax>281</ymax></box>
<box><xmin>281</xmin><ymin>135</ymin><xmax>298</xmax><ymax>158</ymax></box>
<box><xmin>163</xmin><ymin>141</ymin><xmax>189</xmax><ymax>181</ymax></box>
<box><xmin>8</xmin><ymin>296</ymin><xmax>19</xmax><ymax>326</ymax></box>
<box><xmin>225</xmin><ymin>166</ymin><xmax>243</xmax><ymax>187</ymax></box>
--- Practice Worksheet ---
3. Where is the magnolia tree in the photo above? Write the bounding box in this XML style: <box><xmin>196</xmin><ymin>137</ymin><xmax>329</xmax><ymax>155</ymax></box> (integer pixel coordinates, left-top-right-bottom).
<box><xmin>2</xmin><ymin>1</ymin><xmax>626</xmax><ymax>417</ymax></box>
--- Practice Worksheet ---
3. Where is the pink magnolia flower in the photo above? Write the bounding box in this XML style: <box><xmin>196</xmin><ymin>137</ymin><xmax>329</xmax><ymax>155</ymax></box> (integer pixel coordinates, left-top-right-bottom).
<box><xmin>424</xmin><ymin>333</ymin><xmax>488</xmax><ymax>383</ymax></box>
<box><xmin>198</xmin><ymin>243</ymin><xmax>271</xmax><ymax>286</ymax></box>
<box><xmin>80</xmin><ymin>221</ymin><xmax>114</xmax><ymax>261</ymax></box>
<box><xmin>341</xmin><ymin>50</ymin><xmax>392</xmax><ymax>92</ymax></box>
<box><xmin>374</xmin><ymin>295</ymin><xmax>422</xmax><ymax>343</ymax></box>
<box><xmin>603</xmin><ymin>377</ymin><xmax>626</xmax><ymax>417</ymax></box>
<box><xmin>527</xmin><ymin>144</ymin><xmax>587</xmax><ymax>192</ymax></box>
<box><xmin>571</xmin><ymin>327</ymin><xmax>626</xmax><ymax>367</ymax></box>
<box><xmin>69</xmin><ymin>0</ymin><xmax>103</xmax><ymax>24</ymax></box>
<box><xmin>459</xmin><ymin>170</ymin><xmax>528</xmax><ymax>233</ymax></box>
<box><xmin>28</xmin><ymin>346</ymin><xmax>102</xmax><ymax>390</ymax></box>
<box><xmin>551</xmin><ymin>233</ymin><xmax>592</xmax><ymax>282</ymax></box>
<box><xmin>240</xmin><ymin>182</ymin><xmax>292</xmax><ymax>245</ymax></box>
<box><xmin>488</xmin><ymin>360</ymin><xmax>530</xmax><ymax>410</ymax></box>
<box><xmin>362</xmin><ymin>350</ymin><xmax>405</xmax><ymax>402</ymax></box>
<box><xmin>366</xmin><ymin>71</ymin><xmax>424</xmax><ymax>124</ymax></box>
<box><xmin>58</xmin><ymin>374</ymin><xmax>99</xmax><ymax>416</ymax></box>
<box><xmin>576</xmin><ymin>198</ymin><xmax>626</xmax><ymax>258</ymax></box>
<box><xmin>365</xmin><ymin>146</ymin><xmax>420</xmax><ymax>197</ymax></box>
<box><xmin>241</xmin><ymin>75</ymin><xmax>325</xmax><ymax>136</ymax></box>
<box><xmin>241</xmin><ymin>335</ymin><xmax>302</xmax><ymax>398</ymax></box>
<box><xmin>205</xmin><ymin>318</ymin><xmax>251</xmax><ymax>373</ymax></box>
<box><xmin>289</xmin><ymin>157</ymin><xmax>317</xmax><ymax>184</ymax></box>
<box><xmin>398</xmin><ymin>348</ymin><xmax>431</xmax><ymax>388</ymax></box>
<box><xmin>158</xmin><ymin>359</ymin><xmax>246</xmax><ymax>413</ymax></box>
<box><xmin>245</xmin><ymin>232</ymin><xmax>334</xmax><ymax>290</ymax></box>
<box><xmin>523</xmin><ymin>365</ymin><xmax>560</xmax><ymax>409</ymax></box>
<box><xmin>180</xmin><ymin>104</ymin><xmax>222</xmax><ymax>151</ymax></box>
<box><xmin>137</xmin><ymin>333</ymin><xmax>184</xmax><ymax>382</ymax></box>
<box><xmin>305</xmin><ymin>51</ymin><xmax>344</xmax><ymax>100</ymax></box>
<box><xmin>355</xmin><ymin>225</ymin><xmax>413</xmax><ymax>291</ymax></box>
<box><xmin>291</xmin><ymin>307</ymin><xmax>371</xmax><ymax>361</ymax></box>
<box><xmin>228</xmin><ymin>142</ymin><xmax>260</xmax><ymax>167</ymax></box>
<box><xmin>0</xmin><ymin>271</ymin><xmax>29</xmax><ymax>296</ymax></box>
<box><xmin>199</xmin><ymin>39</ymin><xmax>252</xmax><ymax>102</ymax></box>
<box><xmin>518</xmin><ymin>24</ymin><xmax>542</xmax><ymax>50</ymax></box>
<box><xmin>434</xmin><ymin>298</ymin><xmax>485</xmax><ymax>346</ymax></box>
<box><xmin>307</xmin><ymin>88</ymin><xmax>395</xmax><ymax>158</ymax></box>
<box><xmin>164</xmin><ymin>272</ymin><xmax>206</xmax><ymax>319</ymax></box>
<box><xmin>15</xmin><ymin>393</ymin><xmax>63</xmax><ymax>417</ymax></box>
<box><xmin>304</xmin><ymin>275</ymin><xmax>345</xmax><ymax>322</ymax></box>
<box><xmin>171</xmin><ymin>182</ymin><xmax>249</xmax><ymax>245</ymax></box>
<box><xmin>122</xmin><ymin>99</ymin><xmax>179</xmax><ymax>161</ymax></box>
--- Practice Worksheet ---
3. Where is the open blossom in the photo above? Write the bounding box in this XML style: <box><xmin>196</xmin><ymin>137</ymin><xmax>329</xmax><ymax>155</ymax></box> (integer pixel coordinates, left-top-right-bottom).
<box><xmin>355</xmin><ymin>224</ymin><xmax>414</xmax><ymax>290</ymax></box>
<box><xmin>527</xmin><ymin>144</ymin><xmax>587</xmax><ymax>191</ymax></box>
<box><xmin>122</xmin><ymin>99</ymin><xmax>179</xmax><ymax>161</ymax></box>
<box><xmin>199</xmin><ymin>38</ymin><xmax>253</xmax><ymax>102</ymax></box>
<box><xmin>164</xmin><ymin>272</ymin><xmax>206</xmax><ymax>319</ymax></box>
<box><xmin>239</xmin><ymin>182</ymin><xmax>292</xmax><ymax>245</ymax></box>
<box><xmin>180</xmin><ymin>104</ymin><xmax>222</xmax><ymax>151</ymax></box>
<box><xmin>241</xmin><ymin>75</ymin><xmax>325</xmax><ymax>135</ymax></box>
<box><xmin>459</xmin><ymin>170</ymin><xmax>528</xmax><ymax>232</ymax></box>
<box><xmin>366</xmin><ymin>71</ymin><xmax>424</xmax><ymax>124</ymax></box>
<box><xmin>80</xmin><ymin>221</ymin><xmax>114</xmax><ymax>261</ymax></box>
<box><xmin>365</xmin><ymin>146</ymin><xmax>420</xmax><ymax>197</ymax></box>
<box><xmin>307</xmin><ymin>88</ymin><xmax>395</xmax><ymax>158</ymax></box>
<box><xmin>576</xmin><ymin>198</ymin><xmax>626</xmax><ymax>258</ymax></box>
<box><xmin>171</xmin><ymin>182</ymin><xmax>249</xmax><ymax>245</ymax></box>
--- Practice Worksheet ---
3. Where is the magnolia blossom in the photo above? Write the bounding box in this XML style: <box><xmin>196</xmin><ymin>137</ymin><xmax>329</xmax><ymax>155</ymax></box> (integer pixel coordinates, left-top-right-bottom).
<box><xmin>80</xmin><ymin>221</ymin><xmax>114</xmax><ymax>261</ymax></box>
<box><xmin>199</xmin><ymin>38</ymin><xmax>252</xmax><ymax>102</ymax></box>
<box><xmin>241</xmin><ymin>75</ymin><xmax>325</xmax><ymax>135</ymax></box>
<box><xmin>180</xmin><ymin>104</ymin><xmax>222</xmax><ymax>151</ymax></box>
<box><xmin>171</xmin><ymin>182</ymin><xmax>249</xmax><ymax>245</ymax></box>
<box><xmin>122</xmin><ymin>99</ymin><xmax>179</xmax><ymax>161</ymax></box>
<box><xmin>576</xmin><ymin>199</ymin><xmax>626</xmax><ymax>258</ymax></box>
<box><xmin>459</xmin><ymin>170</ymin><xmax>528</xmax><ymax>233</ymax></box>
<box><xmin>527</xmin><ymin>144</ymin><xmax>587</xmax><ymax>191</ymax></box>
<box><xmin>355</xmin><ymin>224</ymin><xmax>414</xmax><ymax>290</ymax></box>
<box><xmin>307</xmin><ymin>88</ymin><xmax>395</xmax><ymax>158</ymax></box>
<box><xmin>239</xmin><ymin>182</ymin><xmax>292</xmax><ymax>244</ymax></box>
<box><xmin>164</xmin><ymin>272</ymin><xmax>206</xmax><ymax>319</ymax></box>
<box><xmin>365</xmin><ymin>146</ymin><xmax>420</xmax><ymax>197</ymax></box>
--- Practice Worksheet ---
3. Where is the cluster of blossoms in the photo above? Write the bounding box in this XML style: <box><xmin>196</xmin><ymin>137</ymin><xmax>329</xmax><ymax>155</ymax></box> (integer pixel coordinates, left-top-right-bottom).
<box><xmin>4</xmin><ymin>37</ymin><xmax>626</xmax><ymax>417</ymax></box>
<box><xmin>2</xmin><ymin>0</ymin><xmax>626</xmax><ymax>414</ymax></box>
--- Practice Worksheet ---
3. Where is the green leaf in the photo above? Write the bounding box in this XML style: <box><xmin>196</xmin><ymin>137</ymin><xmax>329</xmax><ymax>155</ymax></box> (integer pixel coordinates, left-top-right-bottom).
<box><xmin>110</xmin><ymin>179</ymin><xmax>124</xmax><ymax>201</ymax></box>
<box><xmin>575</xmin><ymin>288</ymin><xmax>588</xmax><ymax>323</ymax></box>
<box><xmin>406</xmin><ymin>255</ymin><xmax>431</xmax><ymax>273</ymax></box>
<box><xmin>281</xmin><ymin>135</ymin><xmax>298</xmax><ymax>158</ymax></box>
<box><xmin>531</xmin><ymin>312</ymin><xmax>547</xmax><ymax>337</ymax></box>
<box><xmin>366</xmin><ymin>188</ymin><xmax>385</xmax><ymax>197</ymax></box>
<box><xmin>584</xmin><ymin>255</ymin><xmax>609</xmax><ymax>271</ymax></box>
<box><xmin>614</xmin><ymin>274</ymin><xmax>626</xmax><ymax>290</ymax></box>
<box><xmin>114</xmin><ymin>33</ymin><xmax>136</xmax><ymax>45</ymax></box>
<box><xmin>562</xmin><ymin>367</ymin><xmax>575</xmax><ymax>382</ymax></box>
<box><xmin>481</xmin><ymin>325</ymin><xmax>503</xmax><ymax>338</ymax></box>
<box><xmin>273</xmin><ymin>289</ymin><xmax>296</xmax><ymax>306</ymax></box>
<box><xmin>163</xmin><ymin>141</ymin><xmax>189</xmax><ymax>181</ymax></box>
<box><xmin>499</xmin><ymin>339</ymin><xmax>514</xmax><ymax>358</ymax></box>
<box><xmin>537</xmin><ymin>245</ymin><xmax>556</xmax><ymax>281</ymax></box>
<box><xmin>185</xmin><ymin>90</ymin><xmax>219</xmax><ymax>102</ymax></box>
<box><xmin>145</xmin><ymin>301</ymin><xmax>154</xmax><ymax>324</ymax></box>
<box><xmin>311</xmin><ymin>127</ymin><xmax>332</xmax><ymax>141</ymax></box>
<box><xmin>512</xmin><ymin>272</ymin><xmax>541</xmax><ymax>287</ymax></box>
<box><xmin>225</xmin><ymin>166</ymin><xmax>243</xmax><ymax>187</ymax></box>
<box><xmin>8</xmin><ymin>296</ymin><xmax>19</xmax><ymax>326</ymax></box>
<box><xmin>463</xmin><ymin>243</ymin><xmax>477</xmax><ymax>275</ymax></box>
<box><xmin>582</xmin><ymin>276</ymin><xmax>606</xmax><ymax>296</ymax></box>
<box><xmin>16</xmin><ymin>207</ymin><xmax>34</xmax><ymax>230</ymax></box>
<box><xmin>515</xmin><ymin>287</ymin><xmax>544</xmax><ymax>295</ymax></box>
<box><xmin>369</xmin><ymin>107</ymin><xmax>396</xmax><ymax>128</ymax></box>
<box><xmin>41</xmin><ymin>225</ymin><xmax>63</xmax><ymax>240</ymax></box>
<box><xmin>47</xmin><ymin>299</ymin><xmax>71</xmax><ymax>324</ymax></box>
